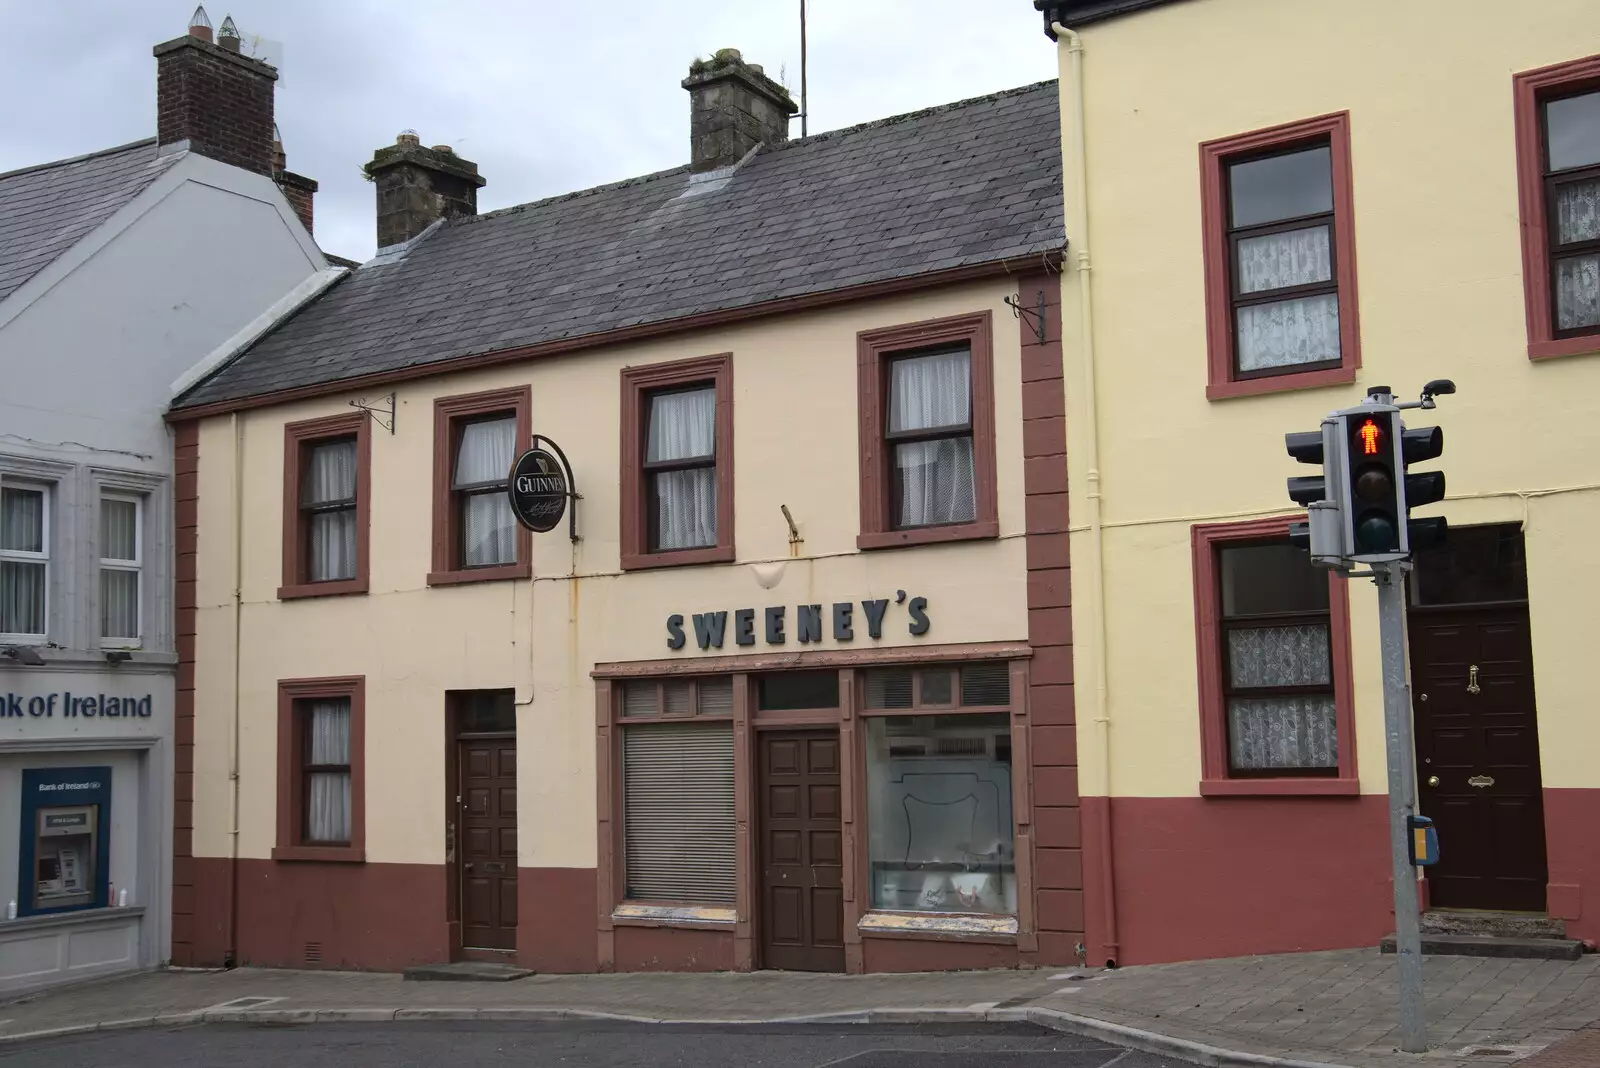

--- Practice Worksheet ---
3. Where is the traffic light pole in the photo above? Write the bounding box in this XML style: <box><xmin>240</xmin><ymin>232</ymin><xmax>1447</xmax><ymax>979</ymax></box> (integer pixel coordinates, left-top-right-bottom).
<box><xmin>1375</xmin><ymin>559</ymin><xmax>1426</xmax><ymax>1054</ymax></box>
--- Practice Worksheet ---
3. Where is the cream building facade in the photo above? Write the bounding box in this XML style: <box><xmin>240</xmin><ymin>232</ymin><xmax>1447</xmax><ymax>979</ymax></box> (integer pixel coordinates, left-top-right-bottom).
<box><xmin>1038</xmin><ymin>0</ymin><xmax>1600</xmax><ymax>965</ymax></box>
<box><xmin>167</xmin><ymin>59</ymin><xmax>1082</xmax><ymax>974</ymax></box>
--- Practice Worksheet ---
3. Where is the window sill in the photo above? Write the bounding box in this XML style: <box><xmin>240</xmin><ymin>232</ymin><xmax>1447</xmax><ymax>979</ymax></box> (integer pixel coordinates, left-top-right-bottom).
<box><xmin>1</xmin><ymin>905</ymin><xmax>145</xmax><ymax>933</ymax></box>
<box><xmin>857</xmin><ymin>519</ymin><xmax>999</xmax><ymax>551</ymax></box>
<box><xmin>278</xmin><ymin>579</ymin><xmax>369</xmax><ymax>601</ymax></box>
<box><xmin>857</xmin><ymin>911</ymin><xmax>1019</xmax><ymax>942</ymax></box>
<box><xmin>1207</xmin><ymin>365</ymin><xmax>1356</xmax><ymax>400</ymax></box>
<box><xmin>1529</xmin><ymin>336</ymin><xmax>1600</xmax><ymax>361</ymax></box>
<box><xmin>271</xmin><ymin>844</ymin><xmax>365</xmax><ymax>863</ymax></box>
<box><xmin>620</xmin><ymin>545</ymin><xmax>736</xmax><ymax>571</ymax></box>
<box><xmin>1200</xmin><ymin>777</ymin><xmax>1360</xmax><ymax>797</ymax></box>
<box><xmin>428</xmin><ymin>562</ymin><xmax>531</xmax><ymax>587</ymax></box>
<box><xmin>611</xmin><ymin>903</ymin><xmax>736</xmax><ymax>929</ymax></box>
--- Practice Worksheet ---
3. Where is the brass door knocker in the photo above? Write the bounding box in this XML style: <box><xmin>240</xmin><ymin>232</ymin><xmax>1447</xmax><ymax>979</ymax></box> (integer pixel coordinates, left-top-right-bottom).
<box><xmin>1466</xmin><ymin>664</ymin><xmax>1481</xmax><ymax>695</ymax></box>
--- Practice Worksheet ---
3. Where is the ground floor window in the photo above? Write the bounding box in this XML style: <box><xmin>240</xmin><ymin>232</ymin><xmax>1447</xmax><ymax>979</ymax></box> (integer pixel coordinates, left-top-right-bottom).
<box><xmin>622</xmin><ymin>719</ymin><xmax>735</xmax><ymax>904</ymax></box>
<box><xmin>865</xmin><ymin>713</ymin><xmax>1015</xmax><ymax>915</ymax></box>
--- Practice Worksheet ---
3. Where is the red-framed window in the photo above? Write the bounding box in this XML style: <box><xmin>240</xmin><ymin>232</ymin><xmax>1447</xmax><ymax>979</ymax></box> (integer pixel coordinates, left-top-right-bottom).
<box><xmin>429</xmin><ymin>386</ymin><xmax>531</xmax><ymax>586</ymax></box>
<box><xmin>279</xmin><ymin>413</ymin><xmax>370</xmax><ymax>600</ymax></box>
<box><xmin>1513</xmin><ymin>54</ymin><xmax>1600</xmax><ymax>360</ymax></box>
<box><xmin>1200</xmin><ymin>113</ymin><xmax>1361</xmax><ymax>399</ymax></box>
<box><xmin>274</xmin><ymin>675</ymin><xmax>365</xmax><ymax>863</ymax></box>
<box><xmin>619</xmin><ymin>354</ymin><xmax>735</xmax><ymax>571</ymax></box>
<box><xmin>856</xmin><ymin>312</ymin><xmax>998</xmax><ymax>549</ymax></box>
<box><xmin>1191</xmin><ymin>517</ymin><xmax>1358</xmax><ymax>796</ymax></box>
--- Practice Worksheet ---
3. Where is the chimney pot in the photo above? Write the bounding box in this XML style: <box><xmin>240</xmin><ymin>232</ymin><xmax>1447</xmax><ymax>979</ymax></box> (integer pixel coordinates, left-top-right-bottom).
<box><xmin>154</xmin><ymin>17</ymin><xmax>278</xmax><ymax>175</ymax></box>
<box><xmin>218</xmin><ymin>15</ymin><xmax>240</xmax><ymax>51</ymax></box>
<box><xmin>682</xmin><ymin>48</ymin><xmax>797</xmax><ymax>173</ymax></box>
<box><xmin>365</xmin><ymin>135</ymin><xmax>486</xmax><ymax>249</ymax></box>
<box><xmin>188</xmin><ymin>4</ymin><xmax>213</xmax><ymax>42</ymax></box>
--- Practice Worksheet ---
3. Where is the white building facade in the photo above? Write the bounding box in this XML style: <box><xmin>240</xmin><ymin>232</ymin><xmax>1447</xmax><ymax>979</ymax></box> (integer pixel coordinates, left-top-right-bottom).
<box><xmin>0</xmin><ymin>15</ymin><xmax>331</xmax><ymax>994</ymax></box>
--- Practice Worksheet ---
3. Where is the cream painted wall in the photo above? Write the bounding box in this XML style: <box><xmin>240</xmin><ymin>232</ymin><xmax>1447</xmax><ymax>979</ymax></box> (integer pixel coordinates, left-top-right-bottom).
<box><xmin>1054</xmin><ymin>0</ymin><xmax>1600</xmax><ymax>797</ymax></box>
<box><xmin>190</xmin><ymin>280</ymin><xmax>1034</xmax><ymax>866</ymax></box>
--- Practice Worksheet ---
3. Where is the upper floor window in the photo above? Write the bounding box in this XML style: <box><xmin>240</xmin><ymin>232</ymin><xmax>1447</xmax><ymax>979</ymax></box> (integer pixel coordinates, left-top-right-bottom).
<box><xmin>280</xmin><ymin>413</ymin><xmax>369</xmax><ymax>600</ymax></box>
<box><xmin>857</xmin><ymin>312</ymin><xmax>997</xmax><ymax>549</ymax></box>
<box><xmin>1201</xmin><ymin>113</ymin><xmax>1359</xmax><ymax>399</ymax></box>
<box><xmin>1515</xmin><ymin>55</ymin><xmax>1600</xmax><ymax>358</ymax></box>
<box><xmin>620</xmin><ymin>354</ymin><xmax>734</xmax><ymax>571</ymax></box>
<box><xmin>99</xmin><ymin>495</ymin><xmax>141</xmax><ymax>646</ymax></box>
<box><xmin>0</xmin><ymin>481</ymin><xmax>48</xmax><ymax>639</ymax></box>
<box><xmin>1544</xmin><ymin>91</ymin><xmax>1600</xmax><ymax>335</ymax></box>
<box><xmin>430</xmin><ymin>387</ymin><xmax>530</xmax><ymax>586</ymax></box>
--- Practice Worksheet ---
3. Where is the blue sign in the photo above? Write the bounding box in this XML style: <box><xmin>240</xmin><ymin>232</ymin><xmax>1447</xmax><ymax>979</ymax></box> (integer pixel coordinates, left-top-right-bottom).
<box><xmin>17</xmin><ymin>767</ymin><xmax>112</xmax><ymax>917</ymax></box>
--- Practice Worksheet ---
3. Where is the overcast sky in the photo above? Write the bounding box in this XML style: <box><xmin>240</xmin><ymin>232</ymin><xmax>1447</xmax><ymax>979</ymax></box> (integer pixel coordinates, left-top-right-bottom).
<box><xmin>0</xmin><ymin>1</ymin><xmax>1058</xmax><ymax>260</ymax></box>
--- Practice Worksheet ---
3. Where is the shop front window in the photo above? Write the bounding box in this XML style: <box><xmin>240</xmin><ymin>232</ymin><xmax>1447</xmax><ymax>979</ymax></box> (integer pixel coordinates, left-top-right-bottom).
<box><xmin>865</xmin><ymin>712</ymin><xmax>1016</xmax><ymax>915</ymax></box>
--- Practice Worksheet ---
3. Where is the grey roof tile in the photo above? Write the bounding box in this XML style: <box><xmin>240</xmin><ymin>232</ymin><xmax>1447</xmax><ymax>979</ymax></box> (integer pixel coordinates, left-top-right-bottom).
<box><xmin>175</xmin><ymin>80</ymin><xmax>1064</xmax><ymax>410</ymax></box>
<box><xmin>0</xmin><ymin>139</ymin><xmax>180</xmax><ymax>306</ymax></box>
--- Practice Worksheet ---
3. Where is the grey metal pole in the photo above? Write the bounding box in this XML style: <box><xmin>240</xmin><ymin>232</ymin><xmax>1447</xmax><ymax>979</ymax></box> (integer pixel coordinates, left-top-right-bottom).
<box><xmin>1377</xmin><ymin>559</ymin><xmax>1426</xmax><ymax>1053</ymax></box>
<box><xmin>800</xmin><ymin>0</ymin><xmax>808</xmax><ymax>137</ymax></box>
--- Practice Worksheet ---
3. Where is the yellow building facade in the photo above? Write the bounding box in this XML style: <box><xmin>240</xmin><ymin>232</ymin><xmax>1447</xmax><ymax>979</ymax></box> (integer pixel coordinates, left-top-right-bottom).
<box><xmin>1040</xmin><ymin>0</ymin><xmax>1600</xmax><ymax>964</ymax></box>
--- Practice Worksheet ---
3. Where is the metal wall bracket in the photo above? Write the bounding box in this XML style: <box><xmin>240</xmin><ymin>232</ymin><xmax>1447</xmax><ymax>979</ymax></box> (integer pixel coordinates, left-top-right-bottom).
<box><xmin>349</xmin><ymin>392</ymin><xmax>396</xmax><ymax>434</ymax></box>
<box><xmin>531</xmin><ymin>433</ymin><xmax>583</xmax><ymax>543</ymax></box>
<box><xmin>1004</xmin><ymin>289</ymin><xmax>1048</xmax><ymax>345</ymax></box>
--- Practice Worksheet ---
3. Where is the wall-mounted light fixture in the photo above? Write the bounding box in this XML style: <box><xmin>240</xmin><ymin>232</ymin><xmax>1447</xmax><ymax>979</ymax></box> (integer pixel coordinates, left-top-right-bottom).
<box><xmin>105</xmin><ymin>651</ymin><xmax>133</xmax><ymax>665</ymax></box>
<box><xmin>2</xmin><ymin>646</ymin><xmax>46</xmax><ymax>666</ymax></box>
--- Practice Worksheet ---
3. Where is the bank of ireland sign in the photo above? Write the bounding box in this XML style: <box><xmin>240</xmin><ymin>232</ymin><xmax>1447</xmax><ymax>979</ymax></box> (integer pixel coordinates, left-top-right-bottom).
<box><xmin>1</xmin><ymin>690</ymin><xmax>155</xmax><ymax>720</ymax></box>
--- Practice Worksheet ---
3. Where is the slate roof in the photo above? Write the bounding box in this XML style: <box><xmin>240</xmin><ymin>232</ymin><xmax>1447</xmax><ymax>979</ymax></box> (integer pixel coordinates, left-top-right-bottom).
<box><xmin>0</xmin><ymin>138</ymin><xmax>180</xmax><ymax>306</ymax></box>
<box><xmin>173</xmin><ymin>79</ymin><xmax>1065</xmax><ymax>411</ymax></box>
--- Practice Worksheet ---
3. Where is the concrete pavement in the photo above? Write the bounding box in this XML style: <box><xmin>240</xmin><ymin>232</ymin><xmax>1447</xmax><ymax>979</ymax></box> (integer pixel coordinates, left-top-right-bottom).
<box><xmin>1</xmin><ymin>948</ymin><xmax>1597</xmax><ymax>1066</ymax></box>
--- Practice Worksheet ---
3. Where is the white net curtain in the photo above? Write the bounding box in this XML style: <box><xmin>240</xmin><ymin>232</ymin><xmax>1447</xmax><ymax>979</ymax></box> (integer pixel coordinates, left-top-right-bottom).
<box><xmin>1555</xmin><ymin>178</ymin><xmax>1600</xmax><ymax>330</ymax></box>
<box><xmin>890</xmin><ymin>348</ymin><xmax>975</xmax><ymax>527</ymax></box>
<box><xmin>1226</xmin><ymin>623</ymin><xmax>1337</xmax><ymax>770</ymax></box>
<box><xmin>304</xmin><ymin>441</ymin><xmax>357</xmax><ymax>582</ymax></box>
<box><xmin>100</xmin><ymin>497</ymin><xmax>139</xmax><ymax>641</ymax></box>
<box><xmin>0</xmin><ymin>487</ymin><xmax>46</xmax><ymax>636</ymax></box>
<box><xmin>306</xmin><ymin>699</ymin><xmax>352</xmax><ymax>844</ymax></box>
<box><xmin>648</xmin><ymin>388</ymin><xmax>717</xmax><ymax>550</ymax></box>
<box><xmin>454</xmin><ymin>417</ymin><xmax>517</xmax><ymax>567</ymax></box>
<box><xmin>1235</xmin><ymin>225</ymin><xmax>1339</xmax><ymax>372</ymax></box>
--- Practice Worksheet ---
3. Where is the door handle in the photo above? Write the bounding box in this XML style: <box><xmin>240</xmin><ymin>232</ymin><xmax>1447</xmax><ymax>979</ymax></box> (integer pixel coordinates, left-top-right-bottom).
<box><xmin>1427</xmin><ymin>776</ymin><xmax>1441</xmax><ymax>787</ymax></box>
<box><xmin>464</xmin><ymin>862</ymin><xmax>474</xmax><ymax>873</ymax></box>
<box><xmin>1467</xmin><ymin>664</ymin><xmax>1481</xmax><ymax>695</ymax></box>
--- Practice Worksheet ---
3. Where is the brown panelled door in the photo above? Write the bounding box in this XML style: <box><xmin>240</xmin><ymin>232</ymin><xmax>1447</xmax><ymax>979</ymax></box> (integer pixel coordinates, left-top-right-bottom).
<box><xmin>460</xmin><ymin>738</ymin><xmax>518</xmax><ymax>949</ymax></box>
<box><xmin>760</xmin><ymin>730</ymin><xmax>845</xmax><ymax>972</ymax></box>
<box><xmin>1409</xmin><ymin>526</ymin><xmax>1546</xmax><ymax>912</ymax></box>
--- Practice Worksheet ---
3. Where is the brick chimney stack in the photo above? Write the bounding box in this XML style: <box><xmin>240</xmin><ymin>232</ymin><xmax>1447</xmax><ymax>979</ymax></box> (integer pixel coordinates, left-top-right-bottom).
<box><xmin>272</xmin><ymin>125</ymin><xmax>318</xmax><ymax>235</ymax></box>
<box><xmin>363</xmin><ymin>132</ymin><xmax>486</xmax><ymax>250</ymax></box>
<box><xmin>682</xmin><ymin>49</ymin><xmax>798</xmax><ymax>173</ymax></box>
<box><xmin>153</xmin><ymin>7</ymin><xmax>277</xmax><ymax>175</ymax></box>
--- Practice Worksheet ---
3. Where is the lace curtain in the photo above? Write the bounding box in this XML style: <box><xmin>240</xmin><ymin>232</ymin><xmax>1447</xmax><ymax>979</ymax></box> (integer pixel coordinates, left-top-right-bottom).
<box><xmin>454</xmin><ymin>418</ymin><xmax>517</xmax><ymax>566</ymax></box>
<box><xmin>304</xmin><ymin>441</ymin><xmax>357</xmax><ymax>582</ymax></box>
<box><xmin>1227</xmin><ymin>623</ymin><xmax>1337</xmax><ymax>770</ymax></box>
<box><xmin>306</xmin><ymin>699</ymin><xmax>352</xmax><ymax>843</ymax></box>
<box><xmin>648</xmin><ymin>389</ymin><xmax>717</xmax><ymax>550</ymax></box>
<box><xmin>1555</xmin><ymin>179</ymin><xmax>1600</xmax><ymax>331</ymax></box>
<box><xmin>890</xmin><ymin>349</ymin><xmax>976</xmax><ymax>526</ymax></box>
<box><xmin>1</xmin><ymin>488</ymin><xmax>45</xmax><ymax>635</ymax></box>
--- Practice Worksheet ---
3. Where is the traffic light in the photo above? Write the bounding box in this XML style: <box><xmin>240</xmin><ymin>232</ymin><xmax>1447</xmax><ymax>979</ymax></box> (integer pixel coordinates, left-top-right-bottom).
<box><xmin>1342</xmin><ymin>409</ymin><xmax>1405</xmax><ymax>561</ymax></box>
<box><xmin>1284</xmin><ymin>421</ymin><xmax>1347</xmax><ymax>568</ymax></box>
<box><xmin>1402</xmin><ymin>423</ymin><xmax>1447</xmax><ymax>551</ymax></box>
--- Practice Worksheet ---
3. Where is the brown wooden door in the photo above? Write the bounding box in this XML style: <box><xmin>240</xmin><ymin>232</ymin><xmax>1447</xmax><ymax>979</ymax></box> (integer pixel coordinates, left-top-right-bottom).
<box><xmin>459</xmin><ymin>738</ymin><xmax>518</xmax><ymax>949</ymax></box>
<box><xmin>759</xmin><ymin>730</ymin><xmax>845</xmax><ymax>972</ymax></box>
<box><xmin>1410</xmin><ymin>605</ymin><xmax>1546</xmax><ymax>911</ymax></box>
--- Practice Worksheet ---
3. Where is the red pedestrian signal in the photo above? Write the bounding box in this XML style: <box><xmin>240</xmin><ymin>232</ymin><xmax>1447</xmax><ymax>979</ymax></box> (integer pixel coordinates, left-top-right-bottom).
<box><xmin>1359</xmin><ymin>418</ymin><xmax>1382</xmax><ymax>456</ymax></box>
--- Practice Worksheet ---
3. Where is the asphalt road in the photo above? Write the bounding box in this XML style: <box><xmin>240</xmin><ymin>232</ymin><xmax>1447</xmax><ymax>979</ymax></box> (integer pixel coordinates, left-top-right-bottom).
<box><xmin>3</xmin><ymin>1021</ymin><xmax>1194</xmax><ymax>1068</ymax></box>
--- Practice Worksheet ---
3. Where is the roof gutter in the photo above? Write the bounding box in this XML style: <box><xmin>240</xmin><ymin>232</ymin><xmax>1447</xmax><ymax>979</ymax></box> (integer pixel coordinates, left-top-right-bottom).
<box><xmin>165</xmin><ymin>252</ymin><xmax>1064</xmax><ymax>422</ymax></box>
<box><xmin>1052</xmin><ymin>17</ymin><xmax>1118</xmax><ymax>969</ymax></box>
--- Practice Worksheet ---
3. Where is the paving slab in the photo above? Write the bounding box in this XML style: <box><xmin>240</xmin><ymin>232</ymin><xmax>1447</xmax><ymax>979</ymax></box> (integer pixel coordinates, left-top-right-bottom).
<box><xmin>2</xmin><ymin>949</ymin><xmax>1598</xmax><ymax>1067</ymax></box>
